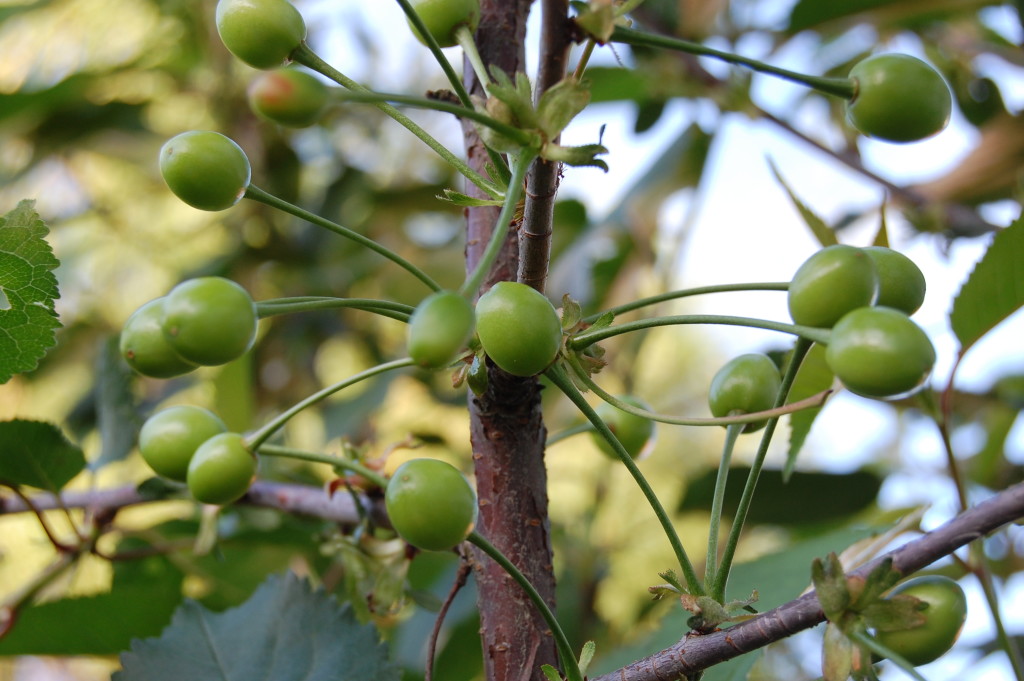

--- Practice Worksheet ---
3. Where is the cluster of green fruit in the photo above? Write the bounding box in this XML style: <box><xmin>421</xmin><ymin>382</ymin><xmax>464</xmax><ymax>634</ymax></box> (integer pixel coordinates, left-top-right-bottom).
<box><xmin>139</xmin><ymin>406</ymin><xmax>257</xmax><ymax>505</ymax></box>
<box><xmin>120</xmin><ymin>276</ymin><xmax>258</xmax><ymax>379</ymax></box>
<box><xmin>788</xmin><ymin>244</ymin><xmax>934</xmax><ymax>398</ymax></box>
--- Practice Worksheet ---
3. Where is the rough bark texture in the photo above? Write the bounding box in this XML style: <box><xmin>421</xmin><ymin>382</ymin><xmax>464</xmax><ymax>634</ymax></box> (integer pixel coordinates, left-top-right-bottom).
<box><xmin>462</xmin><ymin>3</ymin><xmax>561</xmax><ymax>681</ymax></box>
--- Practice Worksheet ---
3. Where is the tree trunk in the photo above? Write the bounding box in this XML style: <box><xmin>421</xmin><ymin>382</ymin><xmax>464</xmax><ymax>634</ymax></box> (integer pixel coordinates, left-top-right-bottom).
<box><xmin>463</xmin><ymin>2</ymin><xmax>561</xmax><ymax>681</ymax></box>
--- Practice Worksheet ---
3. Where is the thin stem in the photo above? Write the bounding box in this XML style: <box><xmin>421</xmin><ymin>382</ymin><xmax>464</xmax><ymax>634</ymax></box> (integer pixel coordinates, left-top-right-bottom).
<box><xmin>566</xmin><ymin>352</ymin><xmax>830</xmax><ymax>426</ymax></box>
<box><xmin>292</xmin><ymin>44</ymin><xmax>504</xmax><ymax>200</ymax></box>
<box><xmin>848</xmin><ymin>629</ymin><xmax>928</xmax><ymax>681</ymax></box>
<box><xmin>467</xmin><ymin>531</ymin><xmax>583</xmax><ymax>681</ymax></box>
<box><xmin>328</xmin><ymin>89</ymin><xmax>537</xmax><ymax>148</ymax></box>
<box><xmin>572</xmin><ymin>40</ymin><xmax>597</xmax><ymax>81</ymax></box>
<box><xmin>975</xmin><ymin>567</ymin><xmax>1024</xmax><ymax>681</ymax></box>
<box><xmin>705</xmin><ymin>423</ymin><xmax>743</xmax><ymax>586</ymax></box>
<box><xmin>609</xmin><ymin>26</ymin><xmax>855</xmax><ymax>99</ymax></box>
<box><xmin>394</xmin><ymin>0</ymin><xmax>474</xmax><ymax>108</ymax></box>
<box><xmin>426</xmin><ymin>557</ymin><xmax>473</xmax><ymax>681</ymax></box>
<box><xmin>256</xmin><ymin>297</ymin><xmax>413</xmax><ymax>323</ymax></box>
<box><xmin>710</xmin><ymin>338</ymin><xmax>812</xmax><ymax>601</ymax></box>
<box><xmin>459</xmin><ymin>151</ymin><xmax>535</xmax><ymax>298</ymax></box>
<box><xmin>255</xmin><ymin>444</ymin><xmax>389</xmax><ymax>490</ymax></box>
<box><xmin>569</xmin><ymin>314</ymin><xmax>830</xmax><ymax>350</ymax></box>
<box><xmin>546</xmin><ymin>362</ymin><xmax>704</xmax><ymax>596</ymax></box>
<box><xmin>1</xmin><ymin>551</ymin><xmax>79</xmax><ymax>637</ymax></box>
<box><xmin>582</xmin><ymin>282</ymin><xmax>790</xmax><ymax>323</ymax></box>
<box><xmin>2</xmin><ymin>484</ymin><xmax>76</xmax><ymax>553</ymax></box>
<box><xmin>545</xmin><ymin>422</ymin><xmax>596</xmax><ymax>447</ymax></box>
<box><xmin>245</xmin><ymin>358</ymin><xmax>414</xmax><ymax>449</ymax></box>
<box><xmin>244</xmin><ymin>185</ymin><xmax>441</xmax><ymax>293</ymax></box>
<box><xmin>456</xmin><ymin>25</ymin><xmax>492</xmax><ymax>93</ymax></box>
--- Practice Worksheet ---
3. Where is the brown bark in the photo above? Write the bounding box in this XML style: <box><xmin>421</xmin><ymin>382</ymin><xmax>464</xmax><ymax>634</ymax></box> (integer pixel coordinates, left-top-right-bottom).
<box><xmin>462</xmin><ymin>2</ymin><xmax>561</xmax><ymax>681</ymax></box>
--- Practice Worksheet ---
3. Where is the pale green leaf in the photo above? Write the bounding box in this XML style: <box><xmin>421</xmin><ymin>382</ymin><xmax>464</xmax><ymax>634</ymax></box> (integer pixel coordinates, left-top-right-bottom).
<box><xmin>950</xmin><ymin>215</ymin><xmax>1024</xmax><ymax>355</ymax></box>
<box><xmin>0</xmin><ymin>200</ymin><xmax>62</xmax><ymax>384</ymax></box>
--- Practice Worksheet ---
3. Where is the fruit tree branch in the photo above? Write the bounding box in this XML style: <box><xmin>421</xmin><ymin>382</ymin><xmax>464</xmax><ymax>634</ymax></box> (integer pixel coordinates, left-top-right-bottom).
<box><xmin>590</xmin><ymin>481</ymin><xmax>1024</xmax><ymax>681</ymax></box>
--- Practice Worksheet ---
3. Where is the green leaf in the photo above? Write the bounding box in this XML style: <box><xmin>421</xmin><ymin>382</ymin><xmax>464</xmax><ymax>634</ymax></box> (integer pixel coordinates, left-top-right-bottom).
<box><xmin>439</xmin><ymin>189</ymin><xmax>504</xmax><ymax>207</ymax></box>
<box><xmin>0</xmin><ymin>200</ymin><xmax>62</xmax><ymax>384</ymax></box>
<box><xmin>541</xmin><ymin>664</ymin><xmax>563</xmax><ymax>681</ymax></box>
<box><xmin>678</xmin><ymin>466</ymin><xmax>881</xmax><ymax>527</ymax></box>
<box><xmin>114</xmin><ymin>572</ymin><xmax>399</xmax><ymax>681</ymax></box>
<box><xmin>950</xmin><ymin>215</ymin><xmax>1024</xmax><ymax>355</ymax></box>
<box><xmin>785</xmin><ymin>343</ymin><xmax>834</xmax><ymax>480</ymax></box>
<box><xmin>0</xmin><ymin>581</ymin><xmax>181</xmax><ymax>656</ymax></box>
<box><xmin>768</xmin><ymin>159</ymin><xmax>837</xmax><ymax>247</ymax></box>
<box><xmin>578</xmin><ymin>640</ymin><xmax>596</xmax><ymax>676</ymax></box>
<box><xmin>0</xmin><ymin>420</ymin><xmax>85</xmax><ymax>492</ymax></box>
<box><xmin>93</xmin><ymin>336</ymin><xmax>143</xmax><ymax>470</ymax></box>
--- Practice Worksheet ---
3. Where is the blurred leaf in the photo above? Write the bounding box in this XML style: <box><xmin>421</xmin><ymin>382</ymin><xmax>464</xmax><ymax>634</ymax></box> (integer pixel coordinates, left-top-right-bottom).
<box><xmin>679</xmin><ymin>467</ymin><xmax>881</xmax><ymax>527</ymax></box>
<box><xmin>0</xmin><ymin>420</ymin><xmax>85</xmax><ymax>492</ymax></box>
<box><xmin>0</xmin><ymin>581</ymin><xmax>181</xmax><ymax>656</ymax></box>
<box><xmin>768</xmin><ymin>159</ymin><xmax>837</xmax><ymax>247</ymax></box>
<box><xmin>115</xmin><ymin>572</ymin><xmax>398</xmax><ymax>681</ymax></box>
<box><xmin>912</xmin><ymin>114</ymin><xmax>1024</xmax><ymax>206</ymax></box>
<box><xmin>950</xmin><ymin>214</ymin><xmax>1024</xmax><ymax>355</ymax></box>
<box><xmin>787</xmin><ymin>0</ymin><xmax>987</xmax><ymax>33</ymax></box>
<box><xmin>0</xmin><ymin>200</ymin><xmax>61</xmax><ymax>384</ymax></box>
<box><xmin>786</xmin><ymin>343</ymin><xmax>834</xmax><ymax>479</ymax></box>
<box><xmin>93</xmin><ymin>336</ymin><xmax>142</xmax><ymax>469</ymax></box>
<box><xmin>634</xmin><ymin>99</ymin><xmax>667</xmax><ymax>133</ymax></box>
<box><xmin>702</xmin><ymin>655</ymin><xmax>758</xmax><ymax>681</ymax></box>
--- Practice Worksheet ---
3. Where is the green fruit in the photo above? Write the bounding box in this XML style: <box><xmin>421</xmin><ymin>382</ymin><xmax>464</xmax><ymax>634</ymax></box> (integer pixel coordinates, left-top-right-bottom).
<box><xmin>407</xmin><ymin>0</ymin><xmax>481</xmax><ymax>48</ymax></box>
<box><xmin>161</xmin><ymin>277</ymin><xmax>258</xmax><ymax>366</ymax></box>
<box><xmin>385</xmin><ymin>458</ymin><xmax>477</xmax><ymax>551</ymax></box>
<box><xmin>475</xmin><ymin>282</ymin><xmax>562</xmax><ymax>377</ymax></box>
<box><xmin>862</xmin><ymin>246</ymin><xmax>927</xmax><ymax>315</ymax></box>
<box><xmin>408</xmin><ymin>291</ymin><xmax>476</xmax><ymax>369</ymax></box>
<box><xmin>248</xmin><ymin>68</ymin><xmax>329</xmax><ymax>128</ymax></box>
<box><xmin>159</xmin><ymin>131</ymin><xmax>251</xmax><ymax>211</ymax></box>
<box><xmin>187</xmin><ymin>432</ymin><xmax>257</xmax><ymax>505</ymax></box>
<box><xmin>215</xmin><ymin>0</ymin><xmax>306</xmax><ymax>70</ymax></box>
<box><xmin>826</xmin><ymin>306</ymin><xmax>936</xmax><ymax>398</ymax></box>
<box><xmin>708</xmin><ymin>354</ymin><xmax>782</xmax><ymax>433</ymax></box>
<box><xmin>139</xmin><ymin>406</ymin><xmax>227</xmax><ymax>482</ymax></box>
<box><xmin>846</xmin><ymin>54</ymin><xmax>952</xmax><ymax>143</ymax></box>
<box><xmin>876</xmin><ymin>576</ymin><xmax>967</xmax><ymax>666</ymax></box>
<box><xmin>120</xmin><ymin>298</ymin><xmax>198</xmax><ymax>379</ymax></box>
<box><xmin>788</xmin><ymin>245</ymin><xmax>878</xmax><ymax>328</ymax></box>
<box><xmin>591</xmin><ymin>396</ymin><xmax>656</xmax><ymax>460</ymax></box>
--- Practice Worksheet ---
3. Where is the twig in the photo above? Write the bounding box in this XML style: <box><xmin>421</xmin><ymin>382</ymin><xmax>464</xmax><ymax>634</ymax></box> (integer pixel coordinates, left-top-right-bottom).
<box><xmin>426</xmin><ymin>555</ymin><xmax>473</xmax><ymax>681</ymax></box>
<box><xmin>590</xmin><ymin>480</ymin><xmax>1024</xmax><ymax>681</ymax></box>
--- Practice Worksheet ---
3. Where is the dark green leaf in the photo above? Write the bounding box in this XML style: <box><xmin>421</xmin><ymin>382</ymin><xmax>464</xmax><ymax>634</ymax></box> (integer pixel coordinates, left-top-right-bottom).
<box><xmin>679</xmin><ymin>466</ymin><xmax>881</xmax><ymax>527</ymax></box>
<box><xmin>0</xmin><ymin>581</ymin><xmax>181</xmax><ymax>656</ymax></box>
<box><xmin>93</xmin><ymin>336</ymin><xmax>142</xmax><ymax>469</ymax></box>
<box><xmin>115</xmin><ymin>572</ymin><xmax>398</xmax><ymax>681</ymax></box>
<box><xmin>0</xmin><ymin>200</ymin><xmax>61</xmax><ymax>384</ymax></box>
<box><xmin>768</xmin><ymin>160</ymin><xmax>837</xmax><ymax>247</ymax></box>
<box><xmin>0</xmin><ymin>420</ymin><xmax>85</xmax><ymax>491</ymax></box>
<box><xmin>950</xmin><ymin>215</ymin><xmax>1024</xmax><ymax>355</ymax></box>
<box><xmin>785</xmin><ymin>343</ymin><xmax>834</xmax><ymax>480</ymax></box>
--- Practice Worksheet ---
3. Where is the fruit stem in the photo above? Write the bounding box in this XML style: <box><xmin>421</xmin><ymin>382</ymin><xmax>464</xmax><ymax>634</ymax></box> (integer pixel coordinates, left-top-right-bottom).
<box><xmin>291</xmin><ymin>44</ymin><xmax>504</xmax><ymax>200</ymax></box>
<box><xmin>565</xmin><ymin>352</ymin><xmax>831</xmax><ymax>427</ymax></box>
<box><xmin>254</xmin><ymin>444</ymin><xmax>389</xmax><ymax>490</ymax></box>
<box><xmin>569</xmin><ymin>314</ymin><xmax>831</xmax><ymax>350</ymax></box>
<box><xmin>244</xmin><ymin>185</ymin><xmax>442</xmax><ymax>293</ymax></box>
<box><xmin>545</xmin><ymin>362</ymin><xmax>705</xmax><ymax>597</ymax></box>
<box><xmin>545</xmin><ymin>421</ymin><xmax>596</xmax><ymax>447</ymax></box>
<box><xmin>459</xmin><ymin>151</ymin><xmax>535</xmax><ymax>298</ymax></box>
<box><xmin>256</xmin><ymin>297</ymin><xmax>413</xmax><ymax>323</ymax></box>
<box><xmin>581</xmin><ymin>282</ymin><xmax>790</xmax><ymax>323</ymax></box>
<box><xmin>328</xmin><ymin>89</ymin><xmax>538</xmax><ymax>148</ymax></box>
<box><xmin>394</xmin><ymin>0</ymin><xmax>474</xmax><ymax>108</ymax></box>
<box><xmin>571</xmin><ymin>40</ymin><xmax>598</xmax><ymax>81</ymax></box>
<box><xmin>468</xmin><ymin>531</ymin><xmax>584</xmax><ymax>681</ymax></box>
<box><xmin>245</xmin><ymin>358</ymin><xmax>414</xmax><ymax>450</ymax></box>
<box><xmin>848</xmin><ymin>629</ymin><xmax>928</xmax><ymax>681</ymax></box>
<box><xmin>705</xmin><ymin>422</ymin><xmax>743</xmax><ymax>588</ymax></box>
<box><xmin>456</xmin><ymin>25</ymin><xmax>493</xmax><ymax>94</ymax></box>
<box><xmin>609</xmin><ymin>26</ymin><xmax>856</xmax><ymax>99</ymax></box>
<box><xmin>709</xmin><ymin>338</ymin><xmax>812</xmax><ymax>602</ymax></box>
